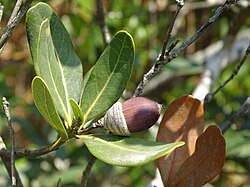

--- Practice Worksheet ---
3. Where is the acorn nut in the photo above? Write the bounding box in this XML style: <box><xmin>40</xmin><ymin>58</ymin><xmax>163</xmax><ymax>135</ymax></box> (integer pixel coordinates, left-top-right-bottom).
<box><xmin>95</xmin><ymin>97</ymin><xmax>161</xmax><ymax>136</ymax></box>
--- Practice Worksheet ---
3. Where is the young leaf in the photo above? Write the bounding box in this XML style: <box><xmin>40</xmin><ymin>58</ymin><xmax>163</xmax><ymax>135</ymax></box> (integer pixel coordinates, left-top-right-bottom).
<box><xmin>69</xmin><ymin>98</ymin><xmax>83</xmax><ymax>124</ymax></box>
<box><xmin>157</xmin><ymin>95</ymin><xmax>204</xmax><ymax>186</ymax></box>
<box><xmin>79</xmin><ymin>134</ymin><xmax>184</xmax><ymax>167</ymax></box>
<box><xmin>32</xmin><ymin>76</ymin><xmax>68</xmax><ymax>140</ymax></box>
<box><xmin>80</xmin><ymin>31</ymin><xmax>135</xmax><ymax>123</ymax></box>
<box><xmin>172</xmin><ymin>125</ymin><xmax>226</xmax><ymax>187</ymax></box>
<box><xmin>26</xmin><ymin>3</ymin><xmax>83</xmax><ymax>125</ymax></box>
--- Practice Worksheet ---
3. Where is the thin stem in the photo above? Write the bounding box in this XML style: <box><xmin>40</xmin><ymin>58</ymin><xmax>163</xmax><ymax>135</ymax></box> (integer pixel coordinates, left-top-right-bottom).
<box><xmin>80</xmin><ymin>154</ymin><xmax>97</xmax><ymax>187</ymax></box>
<box><xmin>133</xmin><ymin>1</ymin><xmax>183</xmax><ymax>97</ymax></box>
<box><xmin>221</xmin><ymin>97</ymin><xmax>250</xmax><ymax>134</ymax></box>
<box><xmin>0</xmin><ymin>136</ymin><xmax>66</xmax><ymax>158</ymax></box>
<box><xmin>212</xmin><ymin>43</ymin><xmax>250</xmax><ymax>96</ymax></box>
<box><xmin>2</xmin><ymin>97</ymin><xmax>16</xmax><ymax>186</ymax></box>
<box><xmin>133</xmin><ymin>0</ymin><xmax>238</xmax><ymax>97</ymax></box>
<box><xmin>0</xmin><ymin>0</ymin><xmax>32</xmax><ymax>51</ymax></box>
<box><xmin>96</xmin><ymin>0</ymin><xmax>110</xmax><ymax>46</ymax></box>
<box><xmin>159</xmin><ymin>1</ymin><xmax>183</xmax><ymax>61</ymax></box>
<box><xmin>204</xmin><ymin>42</ymin><xmax>250</xmax><ymax>105</ymax></box>
<box><xmin>8</xmin><ymin>0</ymin><xmax>23</xmax><ymax>23</ymax></box>
<box><xmin>0</xmin><ymin>4</ymin><xmax>4</xmax><ymax>23</ymax></box>
<box><xmin>0</xmin><ymin>137</ymin><xmax>23</xmax><ymax>187</ymax></box>
<box><xmin>170</xmin><ymin>0</ymin><xmax>236</xmax><ymax>58</ymax></box>
<box><xmin>165</xmin><ymin>39</ymin><xmax>181</xmax><ymax>56</ymax></box>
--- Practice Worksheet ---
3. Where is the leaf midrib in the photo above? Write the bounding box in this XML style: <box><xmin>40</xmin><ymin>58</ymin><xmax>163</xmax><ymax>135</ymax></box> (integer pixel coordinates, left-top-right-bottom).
<box><xmin>83</xmin><ymin>35</ymin><xmax>128</xmax><ymax>122</ymax></box>
<box><xmin>83</xmin><ymin>135</ymin><xmax>184</xmax><ymax>154</ymax></box>
<box><xmin>55</xmin><ymin>51</ymin><xmax>71</xmax><ymax>121</ymax></box>
<box><xmin>39</xmin><ymin>78</ymin><xmax>63</xmax><ymax>129</ymax></box>
<box><xmin>37</xmin><ymin>20</ymin><xmax>71</xmax><ymax>124</ymax></box>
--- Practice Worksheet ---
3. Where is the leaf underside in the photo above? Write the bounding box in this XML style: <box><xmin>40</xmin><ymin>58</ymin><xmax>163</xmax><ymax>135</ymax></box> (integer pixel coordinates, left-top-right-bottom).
<box><xmin>157</xmin><ymin>95</ymin><xmax>204</xmax><ymax>186</ymax></box>
<box><xmin>80</xmin><ymin>134</ymin><xmax>184</xmax><ymax>167</ymax></box>
<box><xmin>172</xmin><ymin>125</ymin><xmax>226</xmax><ymax>187</ymax></box>
<box><xmin>26</xmin><ymin>2</ymin><xmax>83</xmax><ymax>126</ymax></box>
<box><xmin>32</xmin><ymin>76</ymin><xmax>68</xmax><ymax>139</ymax></box>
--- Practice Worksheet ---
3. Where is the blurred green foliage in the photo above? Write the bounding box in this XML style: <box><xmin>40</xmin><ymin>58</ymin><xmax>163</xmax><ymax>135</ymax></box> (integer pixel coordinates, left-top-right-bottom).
<box><xmin>0</xmin><ymin>0</ymin><xmax>250</xmax><ymax>186</ymax></box>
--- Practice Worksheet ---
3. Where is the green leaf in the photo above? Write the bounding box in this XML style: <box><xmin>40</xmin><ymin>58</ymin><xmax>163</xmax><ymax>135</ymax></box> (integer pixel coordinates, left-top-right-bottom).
<box><xmin>80</xmin><ymin>31</ymin><xmax>135</xmax><ymax>122</ymax></box>
<box><xmin>32</xmin><ymin>76</ymin><xmax>68</xmax><ymax>140</ymax></box>
<box><xmin>35</xmin><ymin>19</ymin><xmax>72</xmax><ymax>125</ymax></box>
<box><xmin>79</xmin><ymin>134</ymin><xmax>184</xmax><ymax>166</ymax></box>
<box><xmin>69</xmin><ymin>98</ymin><xmax>83</xmax><ymax>124</ymax></box>
<box><xmin>26</xmin><ymin>3</ymin><xmax>83</xmax><ymax>125</ymax></box>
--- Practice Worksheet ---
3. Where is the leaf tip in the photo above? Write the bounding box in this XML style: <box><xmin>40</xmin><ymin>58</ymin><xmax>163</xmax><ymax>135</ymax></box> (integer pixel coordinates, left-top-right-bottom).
<box><xmin>116</xmin><ymin>30</ymin><xmax>135</xmax><ymax>51</ymax></box>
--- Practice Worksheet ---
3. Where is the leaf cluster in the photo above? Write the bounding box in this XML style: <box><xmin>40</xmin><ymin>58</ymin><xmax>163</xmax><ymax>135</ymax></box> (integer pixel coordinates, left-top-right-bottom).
<box><xmin>26</xmin><ymin>3</ymin><xmax>182</xmax><ymax>169</ymax></box>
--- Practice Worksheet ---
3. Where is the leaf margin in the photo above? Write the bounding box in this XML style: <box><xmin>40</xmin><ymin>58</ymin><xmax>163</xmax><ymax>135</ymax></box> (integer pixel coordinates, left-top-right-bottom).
<box><xmin>80</xmin><ymin>30</ymin><xmax>135</xmax><ymax>123</ymax></box>
<box><xmin>32</xmin><ymin>76</ymin><xmax>68</xmax><ymax>140</ymax></box>
<box><xmin>79</xmin><ymin>134</ymin><xmax>185</xmax><ymax>167</ymax></box>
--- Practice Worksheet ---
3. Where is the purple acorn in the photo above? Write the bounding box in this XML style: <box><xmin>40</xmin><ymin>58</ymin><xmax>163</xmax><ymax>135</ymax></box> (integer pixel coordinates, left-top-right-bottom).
<box><xmin>96</xmin><ymin>97</ymin><xmax>161</xmax><ymax>136</ymax></box>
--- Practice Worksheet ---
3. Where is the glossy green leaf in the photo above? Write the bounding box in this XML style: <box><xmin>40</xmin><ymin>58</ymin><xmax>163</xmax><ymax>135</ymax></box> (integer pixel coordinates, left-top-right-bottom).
<box><xmin>80</xmin><ymin>31</ymin><xmax>135</xmax><ymax>122</ymax></box>
<box><xmin>79</xmin><ymin>134</ymin><xmax>184</xmax><ymax>166</ymax></box>
<box><xmin>69</xmin><ymin>98</ymin><xmax>83</xmax><ymax>124</ymax></box>
<box><xmin>26</xmin><ymin>3</ymin><xmax>83</xmax><ymax>125</ymax></box>
<box><xmin>32</xmin><ymin>76</ymin><xmax>68</xmax><ymax>139</ymax></box>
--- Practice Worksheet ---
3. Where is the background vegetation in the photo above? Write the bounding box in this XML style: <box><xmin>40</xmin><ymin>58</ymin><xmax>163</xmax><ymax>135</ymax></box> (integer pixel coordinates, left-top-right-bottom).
<box><xmin>0</xmin><ymin>0</ymin><xmax>250</xmax><ymax>186</ymax></box>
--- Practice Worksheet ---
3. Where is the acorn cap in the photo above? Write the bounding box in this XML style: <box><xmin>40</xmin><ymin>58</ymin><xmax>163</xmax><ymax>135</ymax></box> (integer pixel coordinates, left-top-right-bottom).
<box><xmin>122</xmin><ymin>97</ymin><xmax>161</xmax><ymax>133</ymax></box>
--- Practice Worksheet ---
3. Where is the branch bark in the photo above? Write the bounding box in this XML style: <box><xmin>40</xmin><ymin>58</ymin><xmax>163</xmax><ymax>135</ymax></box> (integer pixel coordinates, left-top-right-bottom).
<box><xmin>221</xmin><ymin>97</ymin><xmax>250</xmax><ymax>133</ymax></box>
<box><xmin>0</xmin><ymin>0</ymin><xmax>32</xmax><ymax>52</ymax></box>
<box><xmin>0</xmin><ymin>137</ymin><xmax>66</xmax><ymax>159</ymax></box>
<box><xmin>96</xmin><ymin>0</ymin><xmax>110</xmax><ymax>46</ymax></box>
<box><xmin>2</xmin><ymin>97</ymin><xmax>16</xmax><ymax>186</ymax></box>
<box><xmin>133</xmin><ymin>0</ymin><xmax>184</xmax><ymax>97</ymax></box>
<box><xmin>0</xmin><ymin>137</ymin><xmax>23</xmax><ymax>187</ymax></box>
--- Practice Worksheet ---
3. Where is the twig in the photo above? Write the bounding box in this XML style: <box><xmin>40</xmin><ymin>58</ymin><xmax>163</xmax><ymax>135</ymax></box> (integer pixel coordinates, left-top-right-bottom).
<box><xmin>133</xmin><ymin>1</ymin><xmax>184</xmax><ymax>97</ymax></box>
<box><xmin>0</xmin><ymin>4</ymin><xmax>4</xmax><ymax>24</ymax></box>
<box><xmin>133</xmin><ymin>0</ymin><xmax>238</xmax><ymax>97</ymax></box>
<box><xmin>159</xmin><ymin>0</ymin><xmax>184</xmax><ymax>61</ymax></box>
<box><xmin>204</xmin><ymin>42</ymin><xmax>250</xmax><ymax>105</ymax></box>
<box><xmin>0</xmin><ymin>137</ymin><xmax>23</xmax><ymax>187</ymax></box>
<box><xmin>80</xmin><ymin>154</ymin><xmax>97</xmax><ymax>187</ymax></box>
<box><xmin>165</xmin><ymin>39</ymin><xmax>181</xmax><ymax>56</ymax></box>
<box><xmin>8</xmin><ymin>0</ymin><xmax>23</xmax><ymax>23</ymax></box>
<box><xmin>0</xmin><ymin>0</ymin><xmax>32</xmax><ymax>52</ymax></box>
<box><xmin>0</xmin><ymin>99</ymin><xmax>66</xmax><ymax>184</ymax></box>
<box><xmin>193</xmin><ymin>1</ymin><xmax>250</xmax><ymax>103</ymax></box>
<box><xmin>212</xmin><ymin>42</ymin><xmax>250</xmax><ymax>96</ymax></box>
<box><xmin>170</xmin><ymin>0</ymin><xmax>238</xmax><ymax>57</ymax></box>
<box><xmin>96</xmin><ymin>0</ymin><xmax>110</xmax><ymax>46</ymax></box>
<box><xmin>0</xmin><ymin>136</ymin><xmax>66</xmax><ymax>158</ymax></box>
<box><xmin>221</xmin><ymin>97</ymin><xmax>250</xmax><ymax>134</ymax></box>
<box><xmin>2</xmin><ymin>97</ymin><xmax>16</xmax><ymax>186</ymax></box>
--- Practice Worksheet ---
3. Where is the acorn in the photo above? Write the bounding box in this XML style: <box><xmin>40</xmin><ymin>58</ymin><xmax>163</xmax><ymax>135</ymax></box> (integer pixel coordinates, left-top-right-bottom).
<box><xmin>94</xmin><ymin>97</ymin><xmax>162</xmax><ymax>136</ymax></box>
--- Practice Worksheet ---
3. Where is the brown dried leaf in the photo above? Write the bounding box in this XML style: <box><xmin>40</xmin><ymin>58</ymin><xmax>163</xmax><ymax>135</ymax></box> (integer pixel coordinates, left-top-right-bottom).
<box><xmin>157</xmin><ymin>95</ymin><xmax>204</xmax><ymax>186</ymax></box>
<box><xmin>172</xmin><ymin>125</ymin><xmax>226</xmax><ymax>187</ymax></box>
